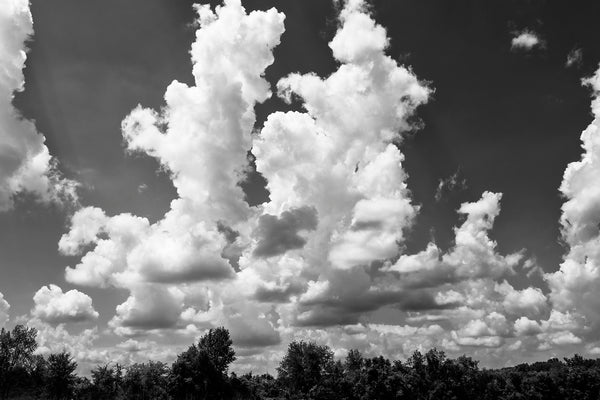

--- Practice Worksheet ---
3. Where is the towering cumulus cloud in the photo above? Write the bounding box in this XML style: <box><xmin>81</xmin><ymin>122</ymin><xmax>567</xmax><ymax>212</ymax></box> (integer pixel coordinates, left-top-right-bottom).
<box><xmin>545</xmin><ymin>67</ymin><xmax>600</xmax><ymax>346</ymax></box>
<box><xmin>60</xmin><ymin>0</ymin><xmax>599</xmax><ymax>370</ymax></box>
<box><xmin>60</xmin><ymin>0</ymin><xmax>285</xmax><ymax>337</ymax></box>
<box><xmin>237</xmin><ymin>0</ymin><xmax>550</xmax><ymax>366</ymax></box>
<box><xmin>0</xmin><ymin>0</ymin><xmax>77</xmax><ymax>211</ymax></box>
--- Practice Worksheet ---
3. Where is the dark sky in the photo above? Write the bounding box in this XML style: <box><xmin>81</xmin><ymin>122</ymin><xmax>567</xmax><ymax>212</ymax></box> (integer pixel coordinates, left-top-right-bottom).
<box><xmin>2</xmin><ymin>0</ymin><xmax>600</xmax><ymax>368</ymax></box>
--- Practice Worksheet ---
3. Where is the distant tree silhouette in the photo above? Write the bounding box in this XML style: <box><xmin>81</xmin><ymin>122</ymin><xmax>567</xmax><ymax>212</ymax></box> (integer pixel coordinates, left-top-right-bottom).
<box><xmin>91</xmin><ymin>363</ymin><xmax>124</xmax><ymax>400</ymax></box>
<box><xmin>123</xmin><ymin>361</ymin><xmax>170</xmax><ymax>400</ymax></box>
<box><xmin>46</xmin><ymin>351</ymin><xmax>78</xmax><ymax>399</ymax></box>
<box><xmin>170</xmin><ymin>327</ymin><xmax>236</xmax><ymax>400</ymax></box>
<box><xmin>277</xmin><ymin>340</ymin><xmax>335</xmax><ymax>399</ymax></box>
<box><xmin>0</xmin><ymin>325</ymin><xmax>38</xmax><ymax>399</ymax></box>
<box><xmin>5</xmin><ymin>323</ymin><xmax>600</xmax><ymax>399</ymax></box>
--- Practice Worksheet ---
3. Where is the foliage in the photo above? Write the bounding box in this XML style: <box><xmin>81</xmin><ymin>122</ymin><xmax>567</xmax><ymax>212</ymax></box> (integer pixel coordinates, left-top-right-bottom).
<box><xmin>0</xmin><ymin>325</ymin><xmax>38</xmax><ymax>399</ymax></box>
<box><xmin>46</xmin><ymin>351</ymin><xmax>78</xmax><ymax>399</ymax></box>
<box><xmin>123</xmin><ymin>361</ymin><xmax>170</xmax><ymax>400</ymax></box>
<box><xmin>5</xmin><ymin>324</ymin><xmax>600</xmax><ymax>399</ymax></box>
<box><xmin>169</xmin><ymin>327</ymin><xmax>236</xmax><ymax>400</ymax></box>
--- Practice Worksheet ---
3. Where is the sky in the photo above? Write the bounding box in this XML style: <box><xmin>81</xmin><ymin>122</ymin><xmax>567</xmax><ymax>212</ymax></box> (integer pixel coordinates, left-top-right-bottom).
<box><xmin>1</xmin><ymin>0</ymin><xmax>600</xmax><ymax>373</ymax></box>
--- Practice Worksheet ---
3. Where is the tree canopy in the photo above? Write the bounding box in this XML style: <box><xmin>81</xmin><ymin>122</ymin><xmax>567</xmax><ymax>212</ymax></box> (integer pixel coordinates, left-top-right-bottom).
<box><xmin>2</xmin><ymin>324</ymin><xmax>600</xmax><ymax>399</ymax></box>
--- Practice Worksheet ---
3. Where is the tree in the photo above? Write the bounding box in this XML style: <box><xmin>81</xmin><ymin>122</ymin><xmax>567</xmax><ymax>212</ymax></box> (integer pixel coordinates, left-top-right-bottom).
<box><xmin>91</xmin><ymin>363</ymin><xmax>124</xmax><ymax>400</ymax></box>
<box><xmin>123</xmin><ymin>361</ymin><xmax>169</xmax><ymax>400</ymax></box>
<box><xmin>170</xmin><ymin>327</ymin><xmax>236</xmax><ymax>400</ymax></box>
<box><xmin>0</xmin><ymin>324</ymin><xmax>38</xmax><ymax>399</ymax></box>
<box><xmin>46</xmin><ymin>351</ymin><xmax>78</xmax><ymax>399</ymax></box>
<box><xmin>277</xmin><ymin>341</ymin><xmax>335</xmax><ymax>398</ymax></box>
<box><xmin>198</xmin><ymin>327</ymin><xmax>236</xmax><ymax>374</ymax></box>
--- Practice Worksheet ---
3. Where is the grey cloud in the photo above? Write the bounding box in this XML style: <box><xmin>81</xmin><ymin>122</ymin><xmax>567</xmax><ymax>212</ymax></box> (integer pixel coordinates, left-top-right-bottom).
<box><xmin>253</xmin><ymin>206</ymin><xmax>318</xmax><ymax>258</ymax></box>
<box><xmin>254</xmin><ymin>282</ymin><xmax>306</xmax><ymax>303</ymax></box>
<box><xmin>296</xmin><ymin>289</ymin><xmax>459</xmax><ymax>327</ymax></box>
<box><xmin>143</xmin><ymin>257</ymin><xmax>235</xmax><ymax>284</ymax></box>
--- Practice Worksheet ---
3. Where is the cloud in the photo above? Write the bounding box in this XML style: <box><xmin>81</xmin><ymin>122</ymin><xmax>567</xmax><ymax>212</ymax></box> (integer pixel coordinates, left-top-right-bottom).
<box><xmin>545</xmin><ymin>66</ymin><xmax>600</xmax><ymax>339</ymax></box>
<box><xmin>253</xmin><ymin>206</ymin><xmax>318</xmax><ymax>257</ymax></box>
<box><xmin>514</xmin><ymin>317</ymin><xmax>542</xmax><ymax>336</ymax></box>
<box><xmin>53</xmin><ymin>0</ymin><xmax>595</xmax><ymax>371</ymax></box>
<box><xmin>0</xmin><ymin>292</ymin><xmax>9</xmax><ymax>328</ymax></box>
<box><xmin>0</xmin><ymin>0</ymin><xmax>77</xmax><ymax>211</ymax></box>
<box><xmin>434</xmin><ymin>169</ymin><xmax>467</xmax><ymax>202</ymax></box>
<box><xmin>387</xmin><ymin>192</ymin><xmax>522</xmax><ymax>283</ymax></box>
<box><xmin>60</xmin><ymin>0</ymin><xmax>286</xmax><ymax>336</ymax></box>
<box><xmin>31</xmin><ymin>284</ymin><xmax>99</xmax><ymax>324</ymax></box>
<box><xmin>566</xmin><ymin>48</ymin><xmax>583</xmax><ymax>69</ymax></box>
<box><xmin>495</xmin><ymin>281</ymin><xmax>548</xmax><ymax>318</ymax></box>
<box><xmin>511</xmin><ymin>30</ymin><xmax>543</xmax><ymax>51</ymax></box>
<box><xmin>109</xmin><ymin>285</ymin><xmax>185</xmax><ymax>335</ymax></box>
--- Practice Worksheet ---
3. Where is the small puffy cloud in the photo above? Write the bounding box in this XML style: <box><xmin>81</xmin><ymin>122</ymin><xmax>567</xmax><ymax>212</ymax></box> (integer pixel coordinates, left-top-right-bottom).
<box><xmin>566</xmin><ymin>48</ymin><xmax>583</xmax><ymax>69</ymax></box>
<box><xmin>495</xmin><ymin>281</ymin><xmax>548</xmax><ymax>318</ymax></box>
<box><xmin>109</xmin><ymin>285</ymin><xmax>185</xmax><ymax>335</ymax></box>
<box><xmin>511</xmin><ymin>30</ymin><xmax>543</xmax><ymax>51</ymax></box>
<box><xmin>253</xmin><ymin>206</ymin><xmax>318</xmax><ymax>258</ymax></box>
<box><xmin>514</xmin><ymin>317</ymin><xmax>542</xmax><ymax>336</ymax></box>
<box><xmin>32</xmin><ymin>285</ymin><xmax>98</xmax><ymax>324</ymax></box>
<box><xmin>0</xmin><ymin>0</ymin><xmax>77</xmax><ymax>211</ymax></box>
<box><xmin>0</xmin><ymin>292</ymin><xmax>9</xmax><ymax>327</ymax></box>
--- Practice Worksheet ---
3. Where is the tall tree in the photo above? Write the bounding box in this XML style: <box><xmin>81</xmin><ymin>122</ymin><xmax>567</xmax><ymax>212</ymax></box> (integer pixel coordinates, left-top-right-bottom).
<box><xmin>90</xmin><ymin>363</ymin><xmax>124</xmax><ymax>400</ymax></box>
<box><xmin>170</xmin><ymin>327</ymin><xmax>236</xmax><ymax>400</ymax></box>
<box><xmin>0</xmin><ymin>325</ymin><xmax>38</xmax><ymax>399</ymax></box>
<box><xmin>46</xmin><ymin>351</ymin><xmax>78</xmax><ymax>400</ymax></box>
<box><xmin>197</xmin><ymin>327</ymin><xmax>236</xmax><ymax>375</ymax></box>
<box><xmin>277</xmin><ymin>341</ymin><xmax>335</xmax><ymax>398</ymax></box>
<box><xmin>123</xmin><ymin>361</ymin><xmax>169</xmax><ymax>400</ymax></box>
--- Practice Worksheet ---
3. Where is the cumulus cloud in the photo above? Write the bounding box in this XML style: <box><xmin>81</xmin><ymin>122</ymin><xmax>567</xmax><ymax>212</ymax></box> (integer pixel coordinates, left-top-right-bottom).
<box><xmin>109</xmin><ymin>285</ymin><xmax>185</xmax><ymax>336</ymax></box>
<box><xmin>0</xmin><ymin>0</ymin><xmax>77</xmax><ymax>211</ymax></box>
<box><xmin>32</xmin><ymin>284</ymin><xmax>98</xmax><ymax>324</ymax></box>
<box><xmin>545</xmin><ymin>67</ymin><xmax>600</xmax><ymax>340</ymax></box>
<box><xmin>54</xmin><ymin>0</ymin><xmax>593</xmax><ymax>371</ymax></box>
<box><xmin>514</xmin><ymin>317</ymin><xmax>542</xmax><ymax>337</ymax></box>
<box><xmin>0</xmin><ymin>292</ymin><xmax>9</xmax><ymax>327</ymax></box>
<box><xmin>60</xmin><ymin>0</ymin><xmax>286</xmax><ymax>335</ymax></box>
<box><xmin>511</xmin><ymin>30</ymin><xmax>543</xmax><ymax>51</ymax></box>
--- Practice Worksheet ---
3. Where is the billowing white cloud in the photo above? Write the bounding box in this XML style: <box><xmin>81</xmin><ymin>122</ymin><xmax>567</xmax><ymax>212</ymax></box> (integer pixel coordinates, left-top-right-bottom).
<box><xmin>0</xmin><ymin>292</ymin><xmax>9</xmax><ymax>328</ymax></box>
<box><xmin>545</xmin><ymin>67</ymin><xmax>600</xmax><ymax>339</ymax></box>
<box><xmin>60</xmin><ymin>0</ymin><xmax>286</xmax><ymax>335</ymax></box>
<box><xmin>514</xmin><ymin>317</ymin><xmax>543</xmax><ymax>337</ymax></box>
<box><xmin>0</xmin><ymin>0</ymin><xmax>77</xmax><ymax>211</ymax></box>
<box><xmin>511</xmin><ymin>30</ymin><xmax>543</xmax><ymax>51</ymax></box>
<box><xmin>32</xmin><ymin>284</ymin><xmax>98</xmax><ymax>324</ymax></box>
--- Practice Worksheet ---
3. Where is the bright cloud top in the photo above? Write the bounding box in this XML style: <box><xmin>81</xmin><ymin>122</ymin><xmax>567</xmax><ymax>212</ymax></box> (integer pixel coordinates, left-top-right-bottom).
<box><xmin>31</xmin><ymin>284</ymin><xmax>98</xmax><ymax>324</ymax></box>
<box><xmin>0</xmin><ymin>0</ymin><xmax>77</xmax><ymax>211</ymax></box>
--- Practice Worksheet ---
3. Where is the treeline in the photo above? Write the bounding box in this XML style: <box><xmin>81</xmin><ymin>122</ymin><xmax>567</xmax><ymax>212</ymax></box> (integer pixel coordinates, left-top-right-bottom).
<box><xmin>2</xmin><ymin>324</ymin><xmax>600</xmax><ymax>399</ymax></box>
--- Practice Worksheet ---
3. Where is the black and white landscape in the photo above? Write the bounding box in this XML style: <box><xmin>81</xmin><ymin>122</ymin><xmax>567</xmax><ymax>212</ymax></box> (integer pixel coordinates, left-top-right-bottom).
<box><xmin>1</xmin><ymin>0</ymin><xmax>600</xmax><ymax>398</ymax></box>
